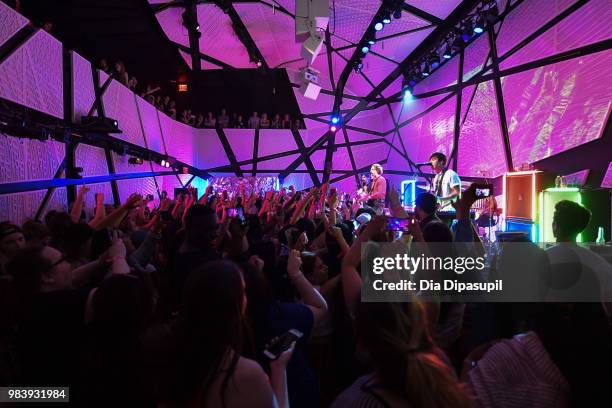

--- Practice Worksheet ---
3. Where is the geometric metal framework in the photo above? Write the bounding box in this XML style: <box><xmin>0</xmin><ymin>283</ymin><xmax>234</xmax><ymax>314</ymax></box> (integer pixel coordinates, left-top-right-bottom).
<box><xmin>1</xmin><ymin>0</ymin><xmax>610</xmax><ymax>224</ymax></box>
<box><xmin>150</xmin><ymin>0</ymin><xmax>612</xmax><ymax>189</ymax></box>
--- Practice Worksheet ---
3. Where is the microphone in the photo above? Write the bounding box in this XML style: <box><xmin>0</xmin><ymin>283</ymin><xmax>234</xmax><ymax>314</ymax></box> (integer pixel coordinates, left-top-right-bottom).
<box><xmin>415</xmin><ymin>162</ymin><xmax>432</xmax><ymax>167</ymax></box>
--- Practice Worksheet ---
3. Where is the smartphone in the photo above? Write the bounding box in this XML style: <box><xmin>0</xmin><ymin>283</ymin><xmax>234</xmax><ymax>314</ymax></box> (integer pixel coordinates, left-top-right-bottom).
<box><xmin>263</xmin><ymin>329</ymin><xmax>303</xmax><ymax>360</ymax></box>
<box><xmin>472</xmin><ymin>183</ymin><xmax>493</xmax><ymax>198</ymax></box>
<box><xmin>383</xmin><ymin>207</ymin><xmax>391</xmax><ymax>216</ymax></box>
<box><xmin>387</xmin><ymin>217</ymin><xmax>411</xmax><ymax>232</ymax></box>
<box><xmin>236</xmin><ymin>206</ymin><xmax>245</xmax><ymax>220</ymax></box>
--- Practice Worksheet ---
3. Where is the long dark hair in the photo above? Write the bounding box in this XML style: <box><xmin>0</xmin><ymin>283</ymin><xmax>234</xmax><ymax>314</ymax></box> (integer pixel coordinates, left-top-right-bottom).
<box><xmin>240</xmin><ymin>261</ymin><xmax>273</xmax><ymax>358</ymax></box>
<box><xmin>161</xmin><ymin>261</ymin><xmax>246</xmax><ymax>407</ymax></box>
<box><xmin>355</xmin><ymin>300</ymin><xmax>470</xmax><ymax>407</ymax></box>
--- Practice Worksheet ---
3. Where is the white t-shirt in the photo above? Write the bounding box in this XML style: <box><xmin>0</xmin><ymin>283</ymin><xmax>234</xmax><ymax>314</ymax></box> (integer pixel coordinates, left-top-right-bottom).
<box><xmin>432</xmin><ymin>169</ymin><xmax>461</xmax><ymax>209</ymax></box>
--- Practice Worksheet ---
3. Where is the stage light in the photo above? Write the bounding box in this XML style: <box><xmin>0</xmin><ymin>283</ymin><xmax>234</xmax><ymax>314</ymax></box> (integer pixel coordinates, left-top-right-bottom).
<box><xmin>128</xmin><ymin>157</ymin><xmax>143</xmax><ymax>165</ymax></box>
<box><xmin>330</xmin><ymin>125</ymin><xmax>337</xmax><ymax>132</ymax></box>
<box><xmin>256</xmin><ymin>60</ymin><xmax>263</xmax><ymax>67</ymax></box>
<box><xmin>368</xmin><ymin>39</ymin><xmax>375</xmax><ymax>45</ymax></box>
<box><xmin>403</xmin><ymin>85</ymin><xmax>413</xmax><ymax>101</ymax></box>
<box><xmin>161</xmin><ymin>159</ymin><xmax>166</xmax><ymax>167</ymax></box>
<box><xmin>382</xmin><ymin>14</ymin><xmax>391</xmax><ymax>24</ymax></box>
<box><xmin>442</xmin><ymin>44</ymin><xmax>452</xmax><ymax>59</ymax></box>
<box><xmin>393</xmin><ymin>9</ymin><xmax>402</xmax><ymax>19</ymax></box>
<box><xmin>374</xmin><ymin>22</ymin><xmax>384</xmax><ymax>31</ymax></box>
<box><xmin>361</xmin><ymin>45</ymin><xmax>369</xmax><ymax>54</ymax></box>
<box><xmin>422</xmin><ymin>63</ymin><xmax>430</xmax><ymax>77</ymax></box>
<box><xmin>196</xmin><ymin>24</ymin><xmax>200</xmax><ymax>31</ymax></box>
<box><xmin>430</xmin><ymin>54</ymin><xmax>440</xmax><ymax>69</ymax></box>
<box><xmin>401</xmin><ymin>75</ymin><xmax>414</xmax><ymax>101</ymax></box>
<box><xmin>331</xmin><ymin>116</ymin><xmax>340</xmax><ymax>124</ymax></box>
<box><xmin>298</xmin><ymin>66</ymin><xmax>321</xmax><ymax>100</ymax></box>
<box><xmin>165</xmin><ymin>161</ymin><xmax>171</xmax><ymax>168</ymax></box>
<box><xmin>473</xmin><ymin>14</ymin><xmax>484</xmax><ymax>34</ymax></box>
<box><xmin>461</xmin><ymin>20</ymin><xmax>473</xmax><ymax>42</ymax></box>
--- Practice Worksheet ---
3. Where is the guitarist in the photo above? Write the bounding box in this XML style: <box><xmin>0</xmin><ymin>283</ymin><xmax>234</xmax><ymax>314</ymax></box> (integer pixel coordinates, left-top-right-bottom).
<box><xmin>429</xmin><ymin>152</ymin><xmax>461</xmax><ymax>211</ymax></box>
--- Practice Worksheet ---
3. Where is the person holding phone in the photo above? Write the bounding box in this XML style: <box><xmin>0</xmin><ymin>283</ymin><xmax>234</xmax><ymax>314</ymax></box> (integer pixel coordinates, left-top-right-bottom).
<box><xmin>158</xmin><ymin>261</ymin><xmax>294</xmax><ymax>408</ymax></box>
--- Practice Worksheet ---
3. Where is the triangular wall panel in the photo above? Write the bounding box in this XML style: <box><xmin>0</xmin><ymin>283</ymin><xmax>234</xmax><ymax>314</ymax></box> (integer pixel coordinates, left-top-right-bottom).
<box><xmin>457</xmin><ymin>81</ymin><xmax>507</xmax><ymax>178</ymax></box>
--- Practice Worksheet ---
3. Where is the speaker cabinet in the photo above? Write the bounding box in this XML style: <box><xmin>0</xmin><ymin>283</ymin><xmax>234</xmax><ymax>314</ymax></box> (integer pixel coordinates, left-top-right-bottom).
<box><xmin>503</xmin><ymin>171</ymin><xmax>553</xmax><ymax>221</ymax></box>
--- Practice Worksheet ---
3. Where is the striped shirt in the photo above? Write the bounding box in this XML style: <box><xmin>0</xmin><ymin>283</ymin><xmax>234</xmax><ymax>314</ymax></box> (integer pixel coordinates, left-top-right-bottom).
<box><xmin>467</xmin><ymin>331</ymin><xmax>570</xmax><ymax>408</ymax></box>
<box><xmin>331</xmin><ymin>374</ymin><xmax>390</xmax><ymax>408</ymax></box>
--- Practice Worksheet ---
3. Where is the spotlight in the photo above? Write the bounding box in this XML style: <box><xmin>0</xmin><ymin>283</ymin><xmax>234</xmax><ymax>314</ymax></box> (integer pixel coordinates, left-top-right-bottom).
<box><xmin>331</xmin><ymin>116</ymin><xmax>340</xmax><ymax>124</ymax></box>
<box><xmin>196</xmin><ymin>24</ymin><xmax>200</xmax><ymax>31</ymax></box>
<box><xmin>408</xmin><ymin>74</ymin><xmax>417</xmax><ymax>87</ymax></box>
<box><xmin>461</xmin><ymin>20</ymin><xmax>473</xmax><ymax>42</ymax></box>
<box><xmin>374</xmin><ymin>22</ymin><xmax>384</xmax><ymax>31</ymax></box>
<box><xmin>256</xmin><ymin>60</ymin><xmax>263</xmax><ymax>67</ymax></box>
<box><xmin>382</xmin><ymin>14</ymin><xmax>391</xmax><ymax>24</ymax></box>
<box><xmin>161</xmin><ymin>159</ymin><xmax>166</xmax><ymax>167</ymax></box>
<box><xmin>403</xmin><ymin>87</ymin><xmax>413</xmax><ymax>100</ymax></box>
<box><xmin>473</xmin><ymin>14</ymin><xmax>484</xmax><ymax>34</ymax></box>
<box><xmin>368</xmin><ymin>39</ymin><xmax>375</xmax><ymax>45</ymax></box>
<box><xmin>330</xmin><ymin>125</ymin><xmax>337</xmax><ymax>132</ymax></box>
<box><xmin>442</xmin><ymin>45</ymin><xmax>452</xmax><ymax>59</ymax></box>
<box><xmin>361</xmin><ymin>45</ymin><xmax>369</xmax><ymax>54</ymax></box>
<box><xmin>128</xmin><ymin>157</ymin><xmax>143</xmax><ymax>165</ymax></box>
<box><xmin>430</xmin><ymin>54</ymin><xmax>440</xmax><ymax>69</ymax></box>
<box><xmin>401</xmin><ymin>78</ymin><xmax>413</xmax><ymax>101</ymax></box>
<box><xmin>165</xmin><ymin>161</ymin><xmax>170</xmax><ymax>168</ymax></box>
<box><xmin>422</xmin><ymin>62</ymin><xmax>430</xmax><ymax>77</ymax></box>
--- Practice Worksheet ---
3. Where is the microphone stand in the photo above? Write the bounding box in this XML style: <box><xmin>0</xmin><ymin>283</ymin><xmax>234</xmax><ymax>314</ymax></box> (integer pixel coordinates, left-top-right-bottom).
<box><xmin>415</xmin><ymin>163</ymin><xmax>434</xmax><ymax>190</ymax></box>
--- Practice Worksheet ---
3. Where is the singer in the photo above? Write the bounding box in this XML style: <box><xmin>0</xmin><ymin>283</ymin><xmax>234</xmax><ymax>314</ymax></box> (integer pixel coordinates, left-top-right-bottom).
<box><xmin>366</xmin><ymin>163</ymin><xmax>387</xmax><ymax>213</ymax></box>
<box><xmin>429</xmin><ymin>152</ymin><xmax>461</xmax><ymax>210</ymax></box>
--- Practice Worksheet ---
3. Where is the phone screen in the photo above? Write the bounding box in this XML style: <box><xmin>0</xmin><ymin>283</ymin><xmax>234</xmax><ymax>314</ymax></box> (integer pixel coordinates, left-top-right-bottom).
<box><xmin>383</xmin><ymin>208</ymin><xmax>391</xmax><ymax>216</ymax></box>
<box><xmin>263</xmin><ymin>329</ymin><xmax>303</xmax><ymax>360</ymax></box>
<box><xmin>475</xmin><ymin>188</ymin><xmax>491</xmax><ymax>197</ymax></box>
<box><xmin>387</xmin><ymin>217</ymin><xmax>411</xmax><ymax>232</ymax></box>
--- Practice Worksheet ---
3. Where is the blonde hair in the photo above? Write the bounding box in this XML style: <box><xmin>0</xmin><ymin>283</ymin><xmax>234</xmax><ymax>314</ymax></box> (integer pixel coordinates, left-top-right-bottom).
<box><xmin>371</xmin><ymin>163</ymin><xmax>383</xmax><ymax>175</ymax></box>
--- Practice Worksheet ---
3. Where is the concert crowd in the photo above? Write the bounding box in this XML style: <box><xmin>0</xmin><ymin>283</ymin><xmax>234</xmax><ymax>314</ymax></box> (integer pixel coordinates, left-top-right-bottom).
<box><xmin>0</xmin><ymin>168</ymin><xmax>611</xmax><ymax>407</ymax></box>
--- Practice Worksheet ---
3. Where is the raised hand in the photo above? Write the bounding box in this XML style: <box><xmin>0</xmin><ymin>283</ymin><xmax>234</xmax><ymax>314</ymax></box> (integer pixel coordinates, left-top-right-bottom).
<box><xmin>362</xmin><ymin>215</ymin><xmax>387</xmax><ymax>241</ymax></box>
<box><xmin>108</xmin><ymin>230</ymin><xmax>127</xmax><ymax>258</ymax></box>
<box><xmin>78</xmin><ymin>185</ymin><xmax>90</xmax><ymax>196</ymax></box>
<box><xmin>123</xmin><ymin>193</ymin><xmax>143</xmax><ymax>209</ymax></box>
<box><xmin>287</xmin><ymin>249</ymin><xmax>303</xmax><ymax>280</ymax></box>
